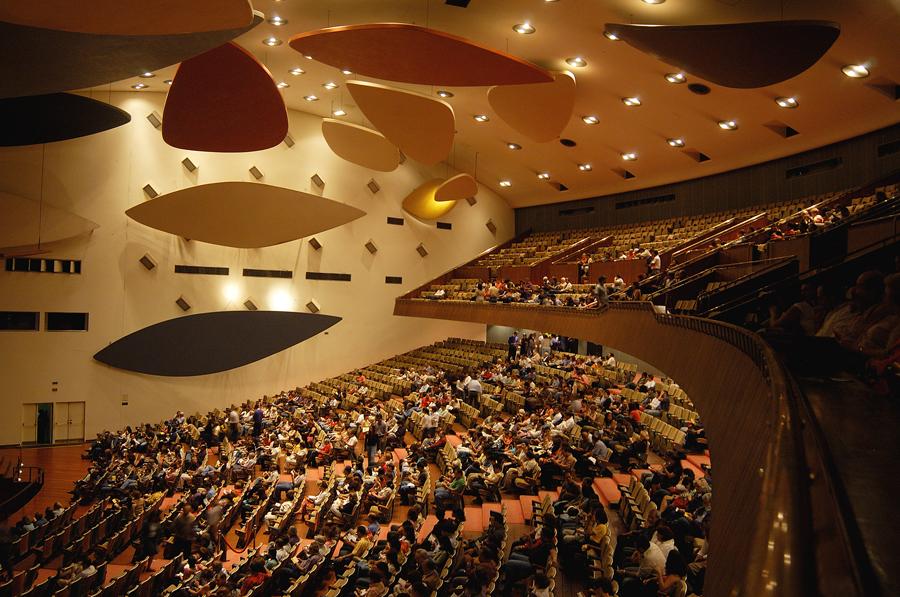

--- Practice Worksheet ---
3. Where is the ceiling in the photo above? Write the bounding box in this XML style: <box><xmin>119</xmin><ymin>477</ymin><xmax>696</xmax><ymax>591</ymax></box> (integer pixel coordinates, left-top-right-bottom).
<box><xmin>96</xmin><ymin>0</ymin><xmax>900</xmax><ymax>208</ymax></box>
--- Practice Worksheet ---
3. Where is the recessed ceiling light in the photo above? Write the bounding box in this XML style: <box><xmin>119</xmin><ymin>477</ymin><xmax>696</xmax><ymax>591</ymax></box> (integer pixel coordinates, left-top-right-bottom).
<box><xmin>537</xmin><ymin>172</ymin><xmax>550</xmax><ymax>180</ymax></box>
<box><xmin>642</xmin><ymin>0</ymin><xmax>666</xmax><ymax>4</ymax></box>
<box><xmin>506</xmin><ymin>142</ymin><xmax>522</xmax><ymax>150</ymax></box>
<box><xmin>513</xmin><ymin>22</ymin><xmax>535</xmax><ymax>34</ymax></box>
<box><xmin>304</xmin><ymin>54</ymin><xmax>313</xmax><ymax>60</ymax></box>
<box><xmin>263</xmin><ymin>37</ymin><xmax>282</xmax><ymax>47</ymax></box>
<box><xmin>322</xmin><ymin>81</ymin><xmax>338</xmax><ymax>90</ymax></box>
<box><xmin>499</xmin><ymin>180</ymin><xmax>512</xmax><ymax>187</ymax></box>
<box><xmin>437</xmin><ymin>90</ymin><xmax>454</xmax><ymax>98</ymax></box>
<box><xmin>276</xmin><ymin>81</ymin><xmax>289</xmax><ymax>89</ymax></box>
<box><xmin>582</xmin><ymin>115</ymin><xmax>599</xmax><ymax>125</ymax></box>
<box><xmin>289</xmin><ymin>67</ymin><xmax>305</xmax><ymax>76</ymax></box>
<box><xmin>566</xmin><ymin>56</ymin><xmax>587</xmax><ymax>68</ymax></box>
<box><xmin>718</xmin><ymin>119</ymin><xmax>738</xmax><ymax>130</ymax></box>
<box><xmin>163</xmin><ymin>79</ymin><xmax>173</xmax><ymax>85</ymax></box>
<box><xmin>622</xmin><ymin>152</ymin><xmax>637</xmax><ymax>161</ymax></box>
<box><xmin>341</xmin><ymin>69</ymin><xmax>353</xmax><ymax>75</ymax></box>
<box><xmin>578</xmin><ymin>163</ymin><xmax>592</xmax><ymax>171</ymax></box>
<box><xmin>622</xmin><ymin>97</ymin><xmax>641</xmax><ymax>107</ymax></box>
<box><xmin>139</xmin><ymin>71</ymin><xmax>155</xmax><ymax>78</ymax></box>
<box><xmin>268</xmin><ymin>15</ymin><xmax>287</xmax><ymax>26</ymax></box>
<box><xmin>303</xmin><ymin>95</ymin><xmax>318</xmax><ymax>102</ymax></box>
<box><xmin>665</xmin><ymin>72</ymin><xmax>686</xmax><ymax>84</ymax></box>
<box><xmin>841</xmin><ymin>64</ymin><xmax>869</xmax><ymax>78</ymax></box>
<box><xmin>473</xmin><ymin>114</ymin><xmax>490</xmax><ymax>122</ymax></box>
<box><xmin>131</xmin><ymin>83</ymin><xmax>148</xmax><ymax>90</ymax></box>
<box><xmin>667</xmin><ymin>138</ymin><xmax>685</xmax><ymax>147</ymax></box>
<box><xmin>603</xmin><ymin>31</ymin><xmax>620</xmax><ymax>41</ymax></box>
<box><xmin>332</xmin><ymin>108</ymin><xmax>347</xmax><ymax>117</ymax></box>
<box><xmin>775</xmin><ymin>96</ymin><xmax>798</xmax><ymax>108</ymax></box>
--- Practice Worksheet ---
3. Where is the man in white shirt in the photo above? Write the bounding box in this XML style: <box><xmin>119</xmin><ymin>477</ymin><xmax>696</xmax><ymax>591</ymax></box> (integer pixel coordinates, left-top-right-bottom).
<box><xmin>649</xmin><ymin>250</ymin><xmax>661</xmax><ymax>274</ymax></box>
<box><xmin>467</xmin><ymin>378</ymin><xmax>482</xmax><ymax>403</ymax></box>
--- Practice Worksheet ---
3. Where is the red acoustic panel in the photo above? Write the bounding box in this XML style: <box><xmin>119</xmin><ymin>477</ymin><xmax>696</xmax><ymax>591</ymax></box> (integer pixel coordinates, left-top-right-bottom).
<box><xmin>290</xmin><ymin>23</ymin><xmax>552</xmax><ymax>86</ymax></box>
<box><xmin>163</xmin><ymin>42</ymin><xmax>287</xmax><ymax>152</ymax></box>
<box><xmin>606</xmin><ymin>20</ymin><xmax>840</xmax><ymax>89</ymax></box>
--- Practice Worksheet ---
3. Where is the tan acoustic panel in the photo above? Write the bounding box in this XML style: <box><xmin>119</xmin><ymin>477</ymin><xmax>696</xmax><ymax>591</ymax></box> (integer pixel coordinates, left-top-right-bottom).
<box><xmin>321</xmin><ymin>118</ymin><xmax>400</xmax><ymax>172</ymax></box>
<box><xmin>289</xmin><ymin>23</ymin><xmax>552</xmax><ymax>86</ymax></box>
<box><xmin>402</xmin><ymin>178</ymin><xmax>457</xmax><ymax>220</ymax></box>
<box><xmin>434</xmin><ymin>173</ymin><xmax>478</xmax><ymax>202</ymax></box>
<box><xmin>0</xmin><ymin>191</ymin><xmax>98</xmax><ymax>255</ymax></box>
<box><xmin>487</xmin><ymin>72</ymin><xmax>576</xmax><ymax>143</ymax></box>
<box><xmin>125</xmin><ymin>181</ymin><xmax>366</xmax><ymax>248</ymax></box>
<box><xmin>0</xmin><ymin>0</ymin><xmax>253</xmax><ymax>36</ymax></box>
<box><xmin>347</xmin><ymin>80</ymin><xmax>454</xmax><ymax>166</ymax></box>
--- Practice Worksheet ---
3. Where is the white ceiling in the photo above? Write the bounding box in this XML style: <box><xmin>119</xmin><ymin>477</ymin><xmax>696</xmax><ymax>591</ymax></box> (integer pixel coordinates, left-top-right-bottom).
<box><xmin>99</xmin><ymin>0</ymin><xmax>900</xmax><ymax>208</ymax></box>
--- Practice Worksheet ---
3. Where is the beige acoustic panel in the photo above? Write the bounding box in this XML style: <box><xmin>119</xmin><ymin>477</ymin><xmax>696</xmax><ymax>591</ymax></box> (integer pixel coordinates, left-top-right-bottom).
<box><xmin>125</xmin><ymin>182</ymin><xmax>366</xmax><ymax>248</ymax></box>
<box><xmin>0</xmin><ymin>191</ymin><xmax>98</xmax><ymax>255</ymax></box>
<box><xmin>0</xmin><ymin>0</ymin><xmax>253</xmax><ymax>36</ymax></box>
<box><xmin>321</xmin><ymin>118</ymin><xmax>400</xmax><ymax>172</ymax></box>
<box><xmin>346</xmin><ymin>80</ymin><xmax>454</xmax><ymax>166</ymax></box>
<box><xmin>434</xmin><ymin>173</ymin><xmax>478</xmax><ymax>202</ymax></box>
<box><xmin>402</xmin><ymin>178</ymin><xmax>457</xmax><ymax>220</ymax></box>
<box><xmin>487</xmin><ymin>72</ymin><xmax>576</xmax><ymax>143</ymax></box>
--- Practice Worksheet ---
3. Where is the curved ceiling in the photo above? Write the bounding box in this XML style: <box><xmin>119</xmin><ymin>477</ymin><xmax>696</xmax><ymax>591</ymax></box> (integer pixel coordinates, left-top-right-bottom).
<box><xmin>86</xmin><ymin>0</ymin><xmax>900</xmax><ymax>207</ymax></box>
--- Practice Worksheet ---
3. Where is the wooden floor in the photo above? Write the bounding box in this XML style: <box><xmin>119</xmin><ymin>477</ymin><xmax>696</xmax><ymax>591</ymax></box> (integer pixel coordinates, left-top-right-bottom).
<box><xmin>0</xmin><ymin>443</ymin><xmax>90</xmax><ymax>523</ymax></box>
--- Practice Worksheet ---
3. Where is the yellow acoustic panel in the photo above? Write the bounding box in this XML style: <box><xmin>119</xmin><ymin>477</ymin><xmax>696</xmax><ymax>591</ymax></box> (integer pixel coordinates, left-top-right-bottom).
<box><xmin>126</xmin><ymin>182</ymin><xmax>366</xmax><ymax>248</ymax></box>
<box><xmin>488</xmin><ymin>72</ymin><xmax>576</xmax><ymax>143</ymax></box>
<box><xmin>434</xmin><ymin>173</ymin><xmax>477</xmax><ymax>202</ymax></box>
<box><xmin>321</xmin><ymin>118</ymin><xmax>400</xmax><ymax>172</ymax></box>
<box><xmin>347</xmin><ymin>80</ymin><xmax>454</xmax><ymax>166</ymax></box>
<box><xmin>402</xmin><ymin>178</ymin><xmax>457</xmax><ymax>220</ymax></box>
<box><xmin>0</xmin><ymin>191</ymin><xmax>98</xmax><ymax>255</ymax></box>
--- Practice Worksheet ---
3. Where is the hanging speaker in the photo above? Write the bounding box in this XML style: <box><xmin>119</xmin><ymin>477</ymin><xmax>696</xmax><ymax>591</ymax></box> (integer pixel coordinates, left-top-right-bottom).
<box><xmin>139</xmin><ymin>253</ymin><xmax>157</xmax><ymax>270</ymax></box>
<box><xmin>249</xmin><ymin>166</ymin><xmax>264</xmax><ymax>180</ymax></box>
<box><xmin>416</xmin><ymin>243</ymin><xmax>428</xmax><ymax>257</ymax></box>
<box><xmin>142</xmin><ymin>184</ymin><xmax>158</xmax><ymax>199</ymax></box>
<box><xmin>243</xmin><ymin>298</ymin><xmax>258</xmax><ymax>311</ymax></box>
<box><xmin>146</xmin><ymin>111</ymin><xmax>162</xmax><ymax>129</ymax></box>
<box><xmin>308</xmin><ymin>237</ymin><xmax>322</xmax><ymax>250</ymax></box>
<box><xmin>181</xmin><ymin>157</ymin><xmax>197</xmax><ymax>172</ymax></box>
<box><xmin>283</xmin><ymin>133</ymin><xmax>295</xmax><ymax>148</ymax></box>
<box><xmin>175</xmin><ymin>296</ymin><xmax>191</xmax><ymax>311</ymax></box>
<box><xmin>365</xmin><ymin>240</ymin><xmax>378</xmax><ymax>254</ymax></box>
<box><xmin>311</xmin><ymin>173</ymin><xmax>325</xmax><ymax>188</ymax></box>
<box><xmin>367</xmin><ymin>179</ymin><xmax>380</xmax><ymax>194</ymax></box>
<box><xmin>466</xmin><ymin>196</ymin><xmax>477</xmax><ymax>206</ymax></box>
<box><xmin>486</xmin><ymin>219</ymin><xmax>497</xmax><ymax>233</ymax></box>
<box><xmin>306</xmin><ymin>299</ymin><xmax>320</xmax><ymax>313</ymax></box>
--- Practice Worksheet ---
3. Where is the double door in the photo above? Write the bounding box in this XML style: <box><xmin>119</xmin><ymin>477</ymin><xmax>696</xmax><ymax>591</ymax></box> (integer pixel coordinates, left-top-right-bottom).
<box><xmin>53</xmin><ymin>401</ymin><xmax>85</xmax><ymax>443</ymax></box>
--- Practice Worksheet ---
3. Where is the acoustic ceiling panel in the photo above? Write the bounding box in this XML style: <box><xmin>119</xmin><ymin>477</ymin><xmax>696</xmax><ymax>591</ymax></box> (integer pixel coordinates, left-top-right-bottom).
<box><xmin>321</xmin><ymin>118</ymin><xmax>401</xmax><ymax>172</ymax></box>
<box><xmin>0</xmin><ymin>12</ymin><xmax>263</xmax><ymax>99</ymax></box>
<box><xmin>0</xmin><ymin>191</ymin><xmax>99</xmax><ymax>256</ymax></box>
<box><xmin>434</xmin><ymin>173</ymin><xmax>477</xmax><ymax>202</ymax></box>
<box><xmin>162</xmin><ymin>42</ymin><xmax>288</xmax><ymax>152</ymax></box>
<box><xmin>0</xmin><ymin>93</ymin><xmax>131</xmax><ymax>146</ymax></box>
<box><xmin>0</xmin><ymin>0</ymin><xmax>253</xmax><ymax>35</ymax></box>
<box><xmin>488</xmin><ymin>72</ymin><xmax>576</xmax><ymax>143</ymax></box>
<box><xmin>94</xmin><ymin>311</ymin><xmax>340</xmax><ymax>376</ymax></box>
<box><xmin>402</xmin><ymin>178</ymin><xmax>457</xmax><ymax>220</ymax></box>
<box><xmin>347</xmin><ymin>80</ymin><xmax>454</xmax><ymax>166</ymax></box>
<box><xmin>605</xmin><ymin>20</ymin><xmax>840</xmax><ymax>89</ymax></box>
<box><xmin>125</xmin><ymin>181</ymin><xmax>366</xmax><ymax>248</ymax></box>
<box><xmin>290</xmin><ymin>23</ymin><xmax>552</xmax><ymax>86</ymax></box>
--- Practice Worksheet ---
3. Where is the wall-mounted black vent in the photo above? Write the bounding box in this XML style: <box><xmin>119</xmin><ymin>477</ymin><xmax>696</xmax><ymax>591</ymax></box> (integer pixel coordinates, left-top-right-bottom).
<box><xmin>386</xmin><ymin>216</ymin><xmax>404</xmax><ymax>226</ymax></box>
<box><xmin>385</xmin><ymin>276</ymin><xmax>403</xmax><ymax>284</ymax></box>
<box><xmin>242</xmin><ymin>268</ymin><xmax>292</xmax><ymax>279</ymax></box>
<box><xmin>306</xmin><ymin>272</ymin><xmax>351</xmax><ymax>282</ymax></box>
<box><xmin>46</xmin><ymin>312</ymin><xmax>88</xmax><ymax>331</ymax></box>
<box><xmin>559</xmin><ymin>206</ymin><xmax>595</xmax><ymax>217</ymax></box>
<box><xmin>5</xmin><ymin>257</ymin><xmax>81</xmax><ymax>274</ymax></box>
<box><xmin>877</xmin><ymin>138</ymin><xmax>900</xmax><ymax>157</ymax></box>
<box><xmin>785</xmin><ymin>157</ymin><xmax>842</xmax><ymax>179</ymax></box>
<box><xmin>436</xmin><ymin>221</ymin><xmax>452</xmax><ymax>230</ymax></box>
<box><xmin>445</xmin><ymin>0</ymin><xmax>470</xmax><ymax>5</ymax></box>
<box><xmin>616</xmin><ymin>193</ymin><xmax>676</xmax><ymax>210</ymax></box>
<box><xmin>175</xmin><ymin>265</ymin><xmax>229</xmax><ymax>275</ymax></box>
<box><xmin>0</xmin><ymin>311</ymin><xmax>39</xmax><ymax>331</ymax></box>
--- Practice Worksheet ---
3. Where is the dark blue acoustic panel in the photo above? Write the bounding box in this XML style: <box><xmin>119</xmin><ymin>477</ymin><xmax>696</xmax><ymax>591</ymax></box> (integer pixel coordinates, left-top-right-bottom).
<box><xmin>0</xmin><ymin>93</ymin><xmax>130</xmax><ymax>146</ymax></box>
<box><xmin>94</xmin><ymin>311</ymin><xmax>340</xmax><ymax>377</ymax></box>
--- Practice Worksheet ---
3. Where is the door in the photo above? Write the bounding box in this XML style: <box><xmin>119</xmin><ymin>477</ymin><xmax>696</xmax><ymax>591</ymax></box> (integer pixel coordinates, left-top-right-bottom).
<box><xmin>54</xmin><ymin>402</ymin><xmax>86</xmax><ymax>444</ymax></box>
<box><xmin>67</xmin><ymin>402</ymin><xmax>85</xmax><ymax>441</ymax></box>
<box><xmin>22</xmin><ymin>403</ymin><xmax>37</xmax><ymax>444</ymax></box>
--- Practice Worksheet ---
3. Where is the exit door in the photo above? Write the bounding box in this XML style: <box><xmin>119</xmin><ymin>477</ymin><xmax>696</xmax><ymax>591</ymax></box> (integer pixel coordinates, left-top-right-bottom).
<box><xmin>53</xmin><ymin>401</ymin><xmax>85</xmax><ymax>444</ymax></box>
<box><xmin>22</xmin><ymin>403</ymin><xmax>54</xmax><ymax>445</ymax></box>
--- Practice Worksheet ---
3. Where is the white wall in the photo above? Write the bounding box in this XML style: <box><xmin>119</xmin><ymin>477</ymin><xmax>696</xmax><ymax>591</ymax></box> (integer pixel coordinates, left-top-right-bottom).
<box><xmin>0</xmin><ymin>91</ymin><xmax>514</xmax><ymax>446</ymax></box>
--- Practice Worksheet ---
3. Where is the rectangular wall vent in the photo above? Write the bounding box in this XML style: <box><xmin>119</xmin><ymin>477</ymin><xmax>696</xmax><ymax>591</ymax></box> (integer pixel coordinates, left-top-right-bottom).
<box><xmin>386</xmin><ymin>216</ymin><xmax>404</xmax><ymax>225</ymax></box>
<box><xmin>45</xmin><ymin>312</ymin><xmax>88</xmax><ymax>331</ymax></box>
<box><xmin>558</xmin><ymin>206</ymin><xmax>595</xmax><ymax>217</ymax></box>
<box><xmin>436</xmin><ymin>221</ymin><xmax>452</xmax><ymax>230</ymax></box>
<box><xmin>877</xmin><ymin>138</ymin><xmax>900</xmax><ymax>157</ymax></box>
<box><xmin>242</xmin><ymin>268</ymin><xmax>292</xmax><ymax>278</ymax></box>
<box><xmin>306</xmin><ymin>272</ymin><xmax>351</xmax><ymax>282</ymax></box>
<box><xmin>616</xmin><ymin>193</ymin><xmax>676</xmax><ymax>210</ymax></box>
<box><xmin>385</xmin><ymin>276</ymin><xmax>403</xmax><ymax>284</ymax></box>
<box><xmin>785</xmin><ymin>157</ymin><xmax>843</xmax><ymax>179</ymax></box>
<box><xmin>0</xmin><ymin>311</ymin><xmax>39</xmax><ymax>331</ymax></box>
<box><xmin>174</xmin><ymin>265</ymin><xmax>229</xmax><ymax>275</ymax></box>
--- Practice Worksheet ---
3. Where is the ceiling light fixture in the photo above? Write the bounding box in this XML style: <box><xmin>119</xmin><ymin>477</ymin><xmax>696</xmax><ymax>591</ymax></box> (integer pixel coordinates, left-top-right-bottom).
<box><xmin>642</xmin><ymin>0</ymin><xmax>666</xmax><ymax>4</ymax></box>
<box><xmin>341</xmin><ymin>69</ymin><xmax>353</xmax><ymax>75</ymax></box>
<box><xmin>667</xmin><ymin>138</ymin><xmax>685</xmax><ymax>147</ymax></box>
<box><xmin>582</xmin><ymin>115</ymin><xmax>599</xmax><ymax>125</ymax></box>
<box><xmin>513</xmin><ymin>22</ymin><xmax>535</xmax><ymax>34</ymax></box>
<box><xmin>537</xmin><ymin>172</ymin><xmax>550</xmax><ymax>180</ymax></box>
<box><xmin>718</xmin><ymin>119</ymin><xmax>738</xmax><ymax>130</ymax></box>
<box><xmin>163</xmin><ymin>79</ymin><xmax>173</xmax><ymax>85</ymax></box>
<box><xmin>303</xmin><ymin>95</ymin><xmax>318</xmax><ymax>102</ymax></box>
<box><xmin>289</xmin><ymin>67</ymin><xmax>305</xmax><ymax>76</ymax></box>
<box><xmin>304</xmin><ymin>54</ymin><xmax>313</xmax><ymax>60</ymax></box>
<box><xmin>506</xmin><ymin>142</ymin><xmax>522</xmax><ymax>150</ymax></box>
<box><xmin>566</xmin><ymin>56</ymin><xmax>587</xmax><ymax>68</ymax></box>
<box><xmin>268</xmin><ymin>15</ymin><xmax>287</xmax><ymax>26</ymax></box>
<box><xmin>131</xmin><ymin>83</ymin><xmax>148</xmax><ymax>90</ymax></box>
<box><xmin>622</xmin><ymin>97</ymin><xmax>641</xmax><ymax>106</ymax></box>
<box><xmin>332</xmin><ymin>108</ymin><xmax>346</xmax><ymax>117</ymax></box>
<box><xmin>578</xmin><ymin>163</ymin><xmax>592</xmax><ymax>171</ymax></box>
<box><xmin>263</xmin><ymin>37</ymin><xmax>282</xmax><ymax>47</ymax></box>
<box><xmin>775</xmin><ymin>96</ymin><xmax>798</xmax><ymax>108</ymax></box>
<box><xmin>276</xmin><ymin>81</ymin><xmax>289</xmax><ymax>89</ymax></box>
<box><xmin>436</xmin><ymin>90</ymin><xmax>454</xmax><ymax>98</ymax></box>
<box><xmin>622</xmin><ymin>152</ymin><xmax>637</xmax><ymax>161</ymax></box>
<box><xmin>665</xmin><ymin>72</ymin><xmax>686</xmax><ymax>84</ymax></box>
<box><xmin>841</xmin><ymin>64</ymin><xmax>869</xmax><ymax>78</ymax></box>
<box><xmin>499</xmin><ymin>180</ymin><xmax>512</xmax><ymax>187</ymax></box>
<box><xmin>139</xmin><ymin>71</ymin><xmax>155</xmax><ymax>78</ymax></box>
<box><xmin>603</xmin><ymin>31</ymin><xmax>620</xmax><ymax>41</ymax></box>
<box><xmin>473</xmin><ymin>114</ymin><xmax>490</xmax><ymax>122</ymax></box>
<box><xmin>322</xmin><ymin>81</ymin><xmax>338</xmax><ymax>90</ymax></box>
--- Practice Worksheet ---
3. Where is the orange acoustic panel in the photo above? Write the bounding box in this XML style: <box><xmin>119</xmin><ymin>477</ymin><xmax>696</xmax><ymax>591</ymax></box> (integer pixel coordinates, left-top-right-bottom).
<box><xmin>125</xmin><ymin>182</ymin><xmax>366</xmax><ymax>248</ymax></box>
<box><xmin>402</xmin><ymin>179</ymin><xmax>457</xmax><ymax>220</ymax></box>
<box><xmin>347</xmin><ymin>81</ymin><xmax>454</xmax><ymax>166</ymax></box>
<box><xmin>605</xmin><ymin>20</ymin><xmax>840</xmax><ymax>89</ymax></box>
<box><xmin>488</xmin><ymin>72</ymin><xmax>576</xmax><ymax>143</ymax></box>
<box><xmin>321</xmin><ymin>118</ymin><xmax>400</xmax><ymax>172</ymax></box>
<box><xmin>162</xmin><ymin>42</ymin><xmax>287</xmax><ymax>152</ymax></box>
<box><xmin>290</xmin><ymin>23</ymin><xmax>552</xmax><ymax>86</ymax></box>
<box><xmin>434</xmin><ymin>174</ymin><xmax>477</xmax><ymax>202</ymax></box>
<box><xmin>0</xmin><ymin>191</ymin><xmax>98</xmax><ymax>256</ymax></box>
<box><xmin>0</xmin><ymin>0</ymin><xmax>253</xmax><ymax>36</ymax></box>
